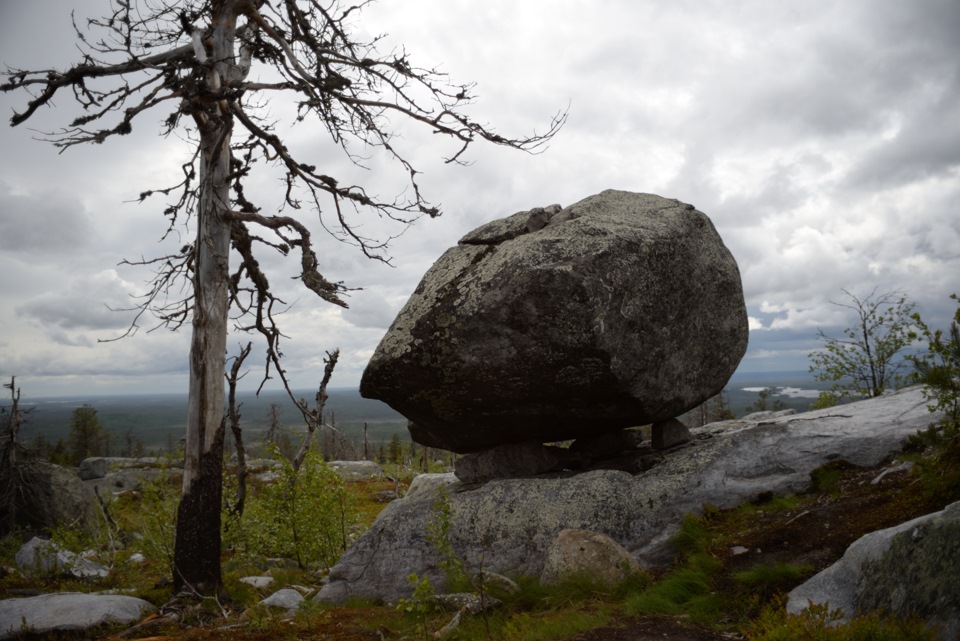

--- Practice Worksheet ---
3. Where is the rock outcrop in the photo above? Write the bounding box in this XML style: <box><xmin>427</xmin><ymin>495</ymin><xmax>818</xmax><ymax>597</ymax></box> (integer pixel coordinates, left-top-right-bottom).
<box><xmin>316</xmin><ymin>387</ymin><xmax>937</xmax><ymax>604</ymax></box>
<box><xmin>361</xmin><ymin>190</ymin><xmax>748</xmax><ymax>453</ymax></box>
<box><xmin>15</xmin><ymin>537</ymin><xmax>109</xmax><ymax>580</ymax></box>
<box><xmin>0</xmin><ymin>592</ymin><xmax>155</xmax><ymax>639</ymax></box>
<box><xmin>788</xmin><ymin>501</ymin><xmax>960</xmax><ymax>640</ymax></box>
<box><xmin>1</xmin><ymin>461</ymin><xmax>96</xmax><ymax>534</ymax></box>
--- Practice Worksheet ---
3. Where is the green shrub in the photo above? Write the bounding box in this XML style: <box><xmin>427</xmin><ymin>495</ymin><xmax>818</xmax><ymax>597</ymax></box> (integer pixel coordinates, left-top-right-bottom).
<box><xmin>744</xmin><ymin>602</ymin><xmax>936</xmax><ymax>641</ymax></box>
<box><xmin>733</xmin><ymin>562</ymin><xmax>813</xmax><ymax>600</ymax></box>
<box><xmin>229</xmin><ymin>448</ymin><xmax>359</xmax><ymax>570</ymax></box>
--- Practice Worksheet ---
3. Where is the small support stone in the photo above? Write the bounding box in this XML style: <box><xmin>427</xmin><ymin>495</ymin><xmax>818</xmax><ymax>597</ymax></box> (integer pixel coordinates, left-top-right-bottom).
<box><xmin>652</xmin><ymin>418</ymin><xmax>690</xmax><ymax>449</ymax></box>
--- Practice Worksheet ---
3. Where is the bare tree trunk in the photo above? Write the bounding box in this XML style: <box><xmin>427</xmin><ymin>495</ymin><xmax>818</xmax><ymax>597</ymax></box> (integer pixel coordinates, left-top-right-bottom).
<box><xmin>173</xmin><ymin>4</ymin><xmax>239</xmax><ymax>594</ymax></box>
<box><xmin>291</xmin><ymin>349</ymin><xmax>339</xmax><ymax>471</ymax></box>
<box><xmin>227</xmin><ymin>343</ymin><xmax>252</xmax><ymax>517</ymax></box>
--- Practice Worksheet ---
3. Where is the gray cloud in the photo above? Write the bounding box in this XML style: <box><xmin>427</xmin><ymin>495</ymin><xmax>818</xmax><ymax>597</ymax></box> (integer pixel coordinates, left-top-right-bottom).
<box><xmin>2</xmin><ymin>0</ymin><xmax>959</xmax><ymax>396</ymax></box>
<box><xmin>0</xmin><ymin>188</ymin><xmax>92</xmax><ymax>254</ymax></box>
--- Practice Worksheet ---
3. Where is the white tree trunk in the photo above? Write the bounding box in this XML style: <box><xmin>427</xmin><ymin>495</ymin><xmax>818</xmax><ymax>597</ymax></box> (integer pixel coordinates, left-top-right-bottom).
<box><xmin>173</xmin><ymin>1</ymin><xmax>242</xmax><ymax>594</ymax></box>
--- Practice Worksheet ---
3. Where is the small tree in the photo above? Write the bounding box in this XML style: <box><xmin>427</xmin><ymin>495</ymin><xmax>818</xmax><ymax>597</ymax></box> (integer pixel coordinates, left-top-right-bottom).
<box><xmin>808</xmin><ymin>289</ymin><xmax>917</xmax><ymax>403</ymax></box>
<box><xmin>68</xmin><ymin>404</ymin><xmax>108</xmax><ymax>465</ymax></box>
<box><xmin>912</xmin><ymin>294</ymin><xmax>960</xmax><ymax>433</ymax></box>
<box><xmin>1</xmin><ymin>377</ymin><xmax>27</xmax><ymax>534</ymax></box>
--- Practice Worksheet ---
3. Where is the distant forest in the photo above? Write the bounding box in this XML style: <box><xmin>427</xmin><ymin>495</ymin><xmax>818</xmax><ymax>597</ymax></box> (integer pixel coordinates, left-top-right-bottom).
<box><xmin>11</xmin><ymin>372</ymin><xmax>829</xmax><ymax>458</ymax></box>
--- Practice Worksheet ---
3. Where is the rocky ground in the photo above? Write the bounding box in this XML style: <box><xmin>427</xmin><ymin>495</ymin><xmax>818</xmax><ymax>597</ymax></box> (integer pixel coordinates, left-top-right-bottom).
<box><xmin>2</xmin><ymin>443</ymin><xmax>952</xmax><ymax>640</ymax></box>
<box><xmin>558</xmin><ymin>457</ymin><xmax>946</xmax><ymax>641</ymax></box>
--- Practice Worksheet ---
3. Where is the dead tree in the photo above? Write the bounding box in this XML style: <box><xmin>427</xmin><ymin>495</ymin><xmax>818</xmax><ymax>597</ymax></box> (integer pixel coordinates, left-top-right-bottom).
<box><xmin>226</xmin><ymin>342</ymin><xmax>252</xmax><ymax>517</ymax></box>
<box><xmin>2</xmin><ymin>0</ymin><xmax>564</xmax><ymax>595</ymax></box>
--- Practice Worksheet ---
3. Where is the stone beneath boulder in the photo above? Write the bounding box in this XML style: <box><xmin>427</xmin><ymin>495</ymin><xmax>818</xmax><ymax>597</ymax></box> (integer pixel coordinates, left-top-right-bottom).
<box><xmin>15</xmin><ymin>537</ymin><xmax>108</xmax><ymax>580</ymax></box>
<box><xmin>540</xmin><ymin>529</ymin><xmax>640</xmax><ymax>588</ymax></box>
<box><xmin>0</xmin><ymin>592</ymin><xmax>154</xmax><ymax>639</ymax></box>
<box><xmin>651</xmin><ymin>418</ymin><xmax>690</xmax><ymax>450</ymax></box>
<box><xmin>454</xmin><ymin>442</ymin><xmax>565</xmax><ymax>483</ymax></box>
<box><xmin>788</xmin><ymin>501</ymin><xmax>960</xmax><ymax>640</ymax></box>
<box><xmin>361</xmin><ymin>190</ymin><xmax>748</xmax><ymax>453</ymax></box>
<box><xmin>317</xmin><ymin>387</ymin><xmax>937</xmax><ymax>605</ymax></box>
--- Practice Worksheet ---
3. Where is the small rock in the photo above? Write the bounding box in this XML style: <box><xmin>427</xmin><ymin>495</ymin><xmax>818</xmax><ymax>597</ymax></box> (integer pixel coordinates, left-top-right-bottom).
<box><xmin>373</xmin><ymin>490</ymin><xmax>399</xmax><ymax>503</ymax></box>
<box><xmin>329</xmin><ymin>460</ymin><xmax>383</xmax><ymax>480</ymax></box>
<box><xmin>259</xmin><ymin>588</ymin><xmax>304</xmax><ymax>611</ymax></box>
<box><xmin>474</xmin><ymin>571</ymin><xmax>521</xmax><ymax>596</ymax></box>
<box><xmin>15</xmin><ymin>538</ymin><xmax>108</xmax><ymax>580</ymax></box>
<box><xmin>870</xmin><ymin>461</ymin><xmax>913</xmax><ymax>485</ymax></box>
<box><xmin>540</xmin><ymin>529</ymin><xmax>640</xmax><ymax>588</ymax></box>
<box><xmin>128</xmin><ymin>553</ymin><xmax>146</xmax><ymax>564</ymax></box>
<box><xmin>729</xmin><ymin>546</ymin><xmax>750</xmax><ymax>556</ymax></box>
<box><xmin>0</xmin><ymin>592</ymin><xmax>155</xmax><ymax>639</ymax></box>
<box><xmin>431</xmin><ymin>592</ymin><xmax>500</xmax><ymax>614</ymax></box>
<box><xmin>240</xmin><ymin>576</ymin><xmax>275</xmax><ymax>588</ymax></box>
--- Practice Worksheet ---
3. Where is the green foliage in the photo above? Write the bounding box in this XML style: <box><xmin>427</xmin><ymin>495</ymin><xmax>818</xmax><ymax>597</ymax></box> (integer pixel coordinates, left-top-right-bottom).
<box><xmin>491</xmin><ymin>608</ymin><xmax>614</xmax><ymax>641</ymax></box>
<box><xmin>425</xmin><ymin>485</ymin><xmax>469</xmax><ymax>591</ymax></box>
<box><xmin>810</xmin><ymin>463</ymin><xmax>843</xmax><ymax>496</ymax></box>
<box><xmin>68</xmin><ymin>404</ymin><xmax>109</xmax><ymax>465</ymax></box>
<box><xmin>623</xmin><ymin>562</ymin><xmax>724</xmax><ymax>624</ymax></box>
<box><xmin>130</xmin><ymin>471</ymin><xmax>180</xmax><ymax>574</ymax></box>
<box><xmin>912</xmin><ymin>293</ymin><xmax>960</xmax><ymax>434</ymax></box>
<box><xmin>733</xmin><ymin>562</ymin><xmax>813</xmax><ymax>600</ymax></box>
<box><xmin>623</xmin><ymin>514</ymin><xmax>724</xmax><ymax>624</ymax></box>
<box><xmin>743</xmin><ymin>601</ymin><xmax>936</xmax><ymax>641</ymax></box>
<box><xmin>809</xmin><ymin>289</ymin><xmax>917</xmax><ymax>402</ymax></box>
<box><xmin>228</xmin><ymin>448</ymin><xmax>358</xmax><ymax>570</ymax></box>
<box><xmin>670</xmin><ymin>513</ymin><xmax>712</xmax><ymax>557</ymax></box>
<box><xmin>395</xmin><ymin>573</ymin><xmax>438</xmax><ymax>641</ymax></box>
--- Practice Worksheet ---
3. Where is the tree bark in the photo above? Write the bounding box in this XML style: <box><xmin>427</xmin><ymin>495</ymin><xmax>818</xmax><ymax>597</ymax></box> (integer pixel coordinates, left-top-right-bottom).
<box><xmin>172</xmin><ymin>3</ymin><xmax>239</xmax><ymax>595</ymax></box>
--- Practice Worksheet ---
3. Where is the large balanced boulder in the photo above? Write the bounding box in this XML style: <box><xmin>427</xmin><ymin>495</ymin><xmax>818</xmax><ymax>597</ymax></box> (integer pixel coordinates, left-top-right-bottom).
<box><xmin>361</xmin><ymin>190</ymin><xmax>748</xmax><ymax>453</ymax></box>
<box><xmin>317</xmin><ymin>387</ymin><xmax>937</xmax><ymax>604</ymax></box>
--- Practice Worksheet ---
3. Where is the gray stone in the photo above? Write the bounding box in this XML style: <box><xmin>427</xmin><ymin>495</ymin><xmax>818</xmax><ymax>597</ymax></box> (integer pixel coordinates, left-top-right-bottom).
<box><xmin>361</xmin><ymin>190</ymin><xmax>748</xmax><ymax>453</ymax></box>
<box><xmin>78</xmin><ymin>457</ymin><xmax>166</xmax><ymax>481</ymax></box>
<box><xmin>474</xmin><ymin>571</ymin><xmax>520</xmax><ymax>596</ymax></box>
<box><xmin>540</xmin><ymin>529</ymin><xmax>640</xmax><ymax>588</ymax></box>
<box><xmin>454</xmin><ymin>441</ymin><xmax>565</xmax><ymax>483</ymax></box>
<box><xmin>77</xmin><ymin>457</ymin><xmax>110</xmax><ymax>480</ymax></box>
<box><xmin>15</xmin><ymin>537</ymin><xmax>109</xmax><ymax>580</ymax></box>
<box><xmin>741</xmin><ymin>409</ymin><xmax>798</xmax><ymax>421</ymax></box>
<box><xmin>568</xmin><ymin>429</ymin><xmax>646</xmax><ymax>461</ymax></box>
<box><xmin>259</xmin><ymin>588</ymin><xmax>304</xmax><ymax>611</ymax></box>
<box><xmin>651</xmin><ymin>418</ymin><xmax>690</xmax><ymax>450</ymax></box>
<box><xmin>431</xmin><ymin>592</ymin><xmax>500</xmax><ymax>613</ymax></box>
<box><xmin>789</xmin><ymin>501</ymin><xmax>960</xmax><ymax>640</ymax></box>
<box><xmin>5</xmin><ymin>461</ymin><xmax>96</xmax><ymax>533</ymax></box>
<box><xmin>329</xmin><ymin>460</ymin><xmax>383</xmax><ymax>480</ymax></box>
<box><xmin>317</xmin><ymin>387</ymin><xmax>937</xmax><ymax>604</ymax></box>
<box><xmin>0</xmin><ymin>592</ymin><xmax>154</xmax><ymax>639</ymax></box>
<box><xmin>241</xmin><ymin>576</ymin><xmax>275</xmax><ymax>588</ymax></box>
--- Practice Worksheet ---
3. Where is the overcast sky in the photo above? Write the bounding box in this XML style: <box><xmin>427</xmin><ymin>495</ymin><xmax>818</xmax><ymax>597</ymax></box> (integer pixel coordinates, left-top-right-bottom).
<box><xmin>1</xmin><ymin>1</ymin><xmax>958</xmax><ymax>398</ymax></box>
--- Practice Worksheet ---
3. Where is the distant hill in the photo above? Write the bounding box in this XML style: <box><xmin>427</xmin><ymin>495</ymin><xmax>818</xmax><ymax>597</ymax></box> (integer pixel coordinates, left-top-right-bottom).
<box><xmin>12</xmin><ymin>372</ymin><xmax>829</xmax><ymax>453</ymax></box>
<box><xmin>14</xmin><ymin>387</ymin><xmax>408</xmax><ymax>454</ymax></box>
